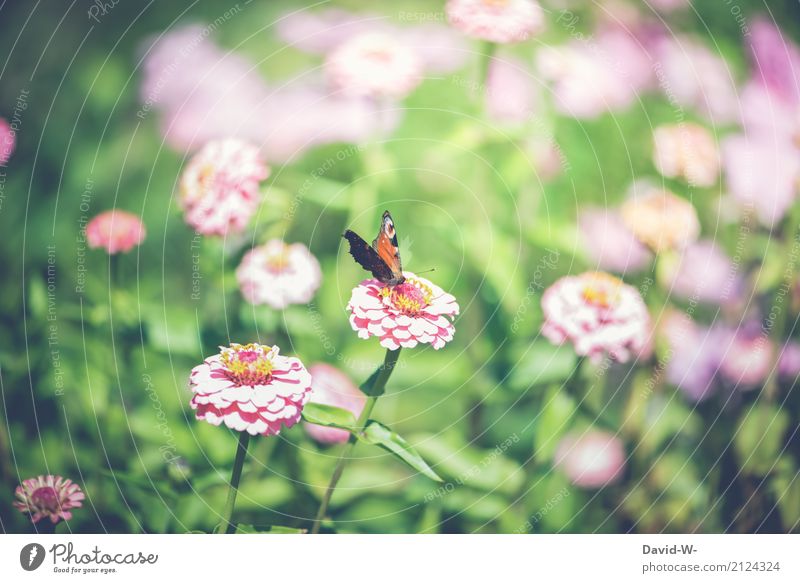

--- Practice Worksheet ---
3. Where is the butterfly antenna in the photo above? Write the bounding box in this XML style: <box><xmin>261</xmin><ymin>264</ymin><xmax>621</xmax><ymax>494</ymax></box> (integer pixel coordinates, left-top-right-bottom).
<box><xmin>414</xmin><ymin>268</ymin><xmax>437</xmax><ymax>275</ymax></box>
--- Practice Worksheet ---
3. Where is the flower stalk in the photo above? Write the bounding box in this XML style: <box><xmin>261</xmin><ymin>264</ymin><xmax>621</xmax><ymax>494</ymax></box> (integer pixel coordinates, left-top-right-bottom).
<box><xmin>219</xmin><ymin>431</ymin><xmax>250</xmax><ymax>534</ymax></box>
<box><xmin>311</xmin><ymin>348</ymin><xmax>401</xmax><ymax>534</ymax></box>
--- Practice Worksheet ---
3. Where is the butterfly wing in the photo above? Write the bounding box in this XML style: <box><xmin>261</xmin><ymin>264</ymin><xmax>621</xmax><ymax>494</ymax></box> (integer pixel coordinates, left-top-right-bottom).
<box><xmin>371</xmin><ymin>211</ymin><xmax>405</xmax><ymax>285</ymax></box>
<box><xmin>343</xmin><ymin>230</ymin><xmax>397</xmax><ymax>284</ymax></box>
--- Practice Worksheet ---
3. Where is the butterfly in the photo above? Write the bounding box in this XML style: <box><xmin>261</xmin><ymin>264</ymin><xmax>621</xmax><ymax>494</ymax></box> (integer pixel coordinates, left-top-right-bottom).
<box><xmin>343</xmin><ymin>211</ymin><xmax>406</xmax><ymax>286</ymax></box>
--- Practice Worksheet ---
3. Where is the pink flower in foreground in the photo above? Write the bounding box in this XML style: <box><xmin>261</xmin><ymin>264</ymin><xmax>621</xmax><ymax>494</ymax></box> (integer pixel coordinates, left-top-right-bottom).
<box><xmin>555</xmin><ymin>431</ymin><xmax>626</xmax><ymax>488</ymax></box>
<box><xmin>86</xmin><ymin>210</ymin><xmax>146</xmax><ymax>254</ymax></box>
<box><xmin>446</xmin><ymin>0</ymin><xmax>545</xmax><ymax>44</ymax></box>
<box><xmin>190</xmin><ymin>343</ymin><xmax>312</xmax><ymax>436</ymax></box>
<box><xmin>578</xmin><ymin>208</ymin><xmax>652</xmax><ymax>274</ymax></box>
<box><xmin>0</xmin><ymin>117</ymin><xmax>15</xmax><ymax>164</ymax></box>
<box><xmin>179</xmin><ymin>139</ymin><xmax>269</xmax><ymax>237</ymax></box>
<box><xmin>541</xmin><ymin>272</ymin><xmax>650</xmax><ymax>363</ymax></box>
<box><xmin>305</xmin><ymin>364</ymin><xmax>366</xmax><ymax>444</ymax></box>
<box><xmin>347</xmin><ymin>273</ymin><xmax>459</xmax><ymax>350</ymax></box>
<box><xmin>326</xmin><ymin>32</ymin><xmax>422</xmax><ymax>99</ymax></box>
<box><xmin>652</xmin><ymin>123</ymin><xmax>720</xmax><ymax>187</ymax></box>
<box><xmin>236</xmin><ymin>240</ymin><xmax>322</xmax><ymax>309</ymax></box>
<box><xmin>14</xmin><ymin>475</ymin><xmax>84</xmax><ymax>524</ymax></box>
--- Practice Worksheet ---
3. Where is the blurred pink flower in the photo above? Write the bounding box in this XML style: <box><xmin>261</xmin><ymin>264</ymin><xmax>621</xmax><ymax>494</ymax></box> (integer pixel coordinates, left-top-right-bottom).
<box><xmin>486</xmin><ymin>56</ymin><xmax>538</xmax><ymax>123</ymax></box>
<box><xmin>541</xmin><ymin>271</ymin><xmax>650</xmax><ymax>364</ymax></box>
<box><xmin>304</xmin><ymin>364</ymin><xmax>366</xmax><ymax>444</ymax></box>
<box><xmin>721</xmin><ymin>133</ymin><xmax>800</xmax><ymax>227</ymax></box>
<box><xmin>537</xmin><ymin>27</ymin><xmax>652</xmax><ymax>118</ymax></box>
<box><xmin>277</xmin><ymin>10</ymin><xmax>469</xmax><ymax>74</ymax></box>
<box><xmin>663</xmin><ymin>241</ymin><xmax>737</xmax><ymax>304</ymax></box>
<box><xmin>86</xmin><ymin>210</ymin><xmax>146</xmax><ymax>254</ymax></box>
<box><xmin>347</xmin><ymin>273</ymin><xmax>459</xmax><ymax>350</ymax></box>
<box><xmin>189</xmin><ymin>343</ymin><xmax>312</xmax><ymax>436</ymax></box>
<box><xmin>325</xmin><ymin>32</ymin><xmax>423</xmax><ymax>99</ymax></box>
<box><xmin>654</xmin><ymin>36</ymin><xmax>739</xmax><ymax>124</ymax></box>
<box><xmin>652</xmin><ymin>123</ymin><xmax>720</xmax><ymax>187</ymax></box>
<box><xmin>446</xmin><ymin>0</ymin><xmax>545</xmax><ymax>44</ymax></box>
<box><xmin>179</xmin><ymin>138</ymin><xmax>269</xmax><ymax>237</ymax></box>
<box><xmin>621</xmin><ymin>185</ymin><xmax>700</xmax><ymax>253</ymax></box>
<box><xmin>525</xmin><ymin>135</ymin><xmax>565</xmax><ymax>181</ymax></box>
<box><xmin>578</xmin><ymin>208</ymin><xmax>652</xmax><ymax>274</ymax></box>
<box><xmin>0</xmin><ymin>117</ymin><xmax>15</xmax><ymax>164</ymax></box>
<box><xmin>747</xmin><ymin>18</ymin><xmax>800</xmax><ymax>107</ymax></box>
<box><xmin>718</xmin><ymin>326</ymin><xmax>773</xmax><ymax>389</ymax></box>
<box><xmin>236</xmin><ymin>240</ymin><xmax>322</xmax><ymax>309</ymax></box>
<box><xmin>142</xmin><ymin>24</ymin><xmax>401</xmax><ymax>163</ymax></box>
<box><xmin>661</xmin><ymin>312</ymin><xmax>723</xmax><ymax>402</ymax></box>
<box><xmin>778</xmin><ymin>341</ymin><xmax>800</xmax><ymax>380</ymax></box>
<box><xmin>555</xmin><ymin>430</ymin><xmax>626</xmax><ymax>488</ymax></box>
<box><xmin>14</xmin><ymin>475</ymin><xmax>84</xmax><ymax>524</ymax></box>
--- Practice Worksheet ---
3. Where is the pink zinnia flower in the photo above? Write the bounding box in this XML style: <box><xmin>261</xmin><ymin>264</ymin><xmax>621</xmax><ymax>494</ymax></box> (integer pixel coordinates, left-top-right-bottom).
<box><xmin>13</xmin><ymin>475</ymin><xmax>85</xmax><ymax>524</ymax></box>
<box><xmin>555</xmin><ymin>431</ymin><xmax>626</xmax><ymax>488</ymax></box>
<box><xmin>620</xmin><ymin>185</ymin><xmax>700</xmax><ymax>253</ymax></box>
<box><xmin>326</xmin><ymin>32</ymin><xmax>423</xmax><ymax>99</ymax></box>
<box><xmin>347</xmin><ymin>273</ymin><xmax>459</xmax><ymax>350</ymax></box>
<box><xmin>718</xmin><ymin>327</ymin><xmax>773</xmax><ymax>390</ymax></box>
<box><xmin>663</xmin><ymin>240</ymin><xmax>737</xmax><ymax>305</ymax></box>
<box><xmin>537</xmin><ymin>27</ymin><xmax>653</xmax><ymax>119</ymax></box>
<box><xmin>236</xmin><ymin>240</ymin><xmax>322</xmax><ymax>309</ymax></box>
<box><xmin>541</xmin><ymin>272</ymin><xmax>650</xmax><ymax>363</ymax></box>
<box><xmin>86</xmin><ymin>210</ymin><xmax>146</xmax><ymax>254</ymax></box>
<box><xmin>0</xmin><ymin>117</ymin><xmax>15</xmax><ymax>164</ymax></box>
<box><xmin>189</xmin><ymin>343</ymin><xmax>312</xmax><ymax>436</ymax></box>
<box><xmin>179</xmin><ymin>138</ymin><xmax>269</xmax><ymax>236</ymax></box>
<box><xmin>652</xmin><ymin>123</ymin><xmax>720</xmax><ymax>187</ymax></box>
<box><xmin>305</xmin><ymin>364</ymin><xmax>366</xmax><ymax>444</ymax></box>
<box><xmin>446</xmin><ymin>0</ymin><xmax>545</xmax><ymax>44</ymax></box>
<box><xmin>578</xmin><ymin>208</ymin><xmax>652</xmax><ymax>274</ymax></box>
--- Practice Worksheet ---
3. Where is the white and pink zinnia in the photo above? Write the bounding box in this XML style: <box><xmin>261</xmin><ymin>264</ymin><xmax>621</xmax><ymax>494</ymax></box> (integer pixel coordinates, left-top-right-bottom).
<box><xmin>14</xmin><ymin>475</ymin><xmax>85</xmax><ymax>524</ymax></box>
<box><xmin>179</xmin><ymin>138</ymin><xmax>269</xmax><ymax>237</ymax></box>
<box><xmin>347</xmin><ymin>273</ymin><xmax>459</xmax><ymax>350</ymax></box>
<box><xmin>236</xmin><ymin>240</ymin><xmax>322</xmax><ymax>309</ymax></box>
<box><xmin>446</xmin><ymin>0</ymin><xmax>545</xmax><ymax>44</ymax></box>
<box><xmin>541</xmin><ymin>271</ymin><xmax>650</xmax><ymax>363</ymax></box>
<box><xmin>189</xmin><ymin>343</ymin><xmax>312</xmax><ymax>436</ymax></box>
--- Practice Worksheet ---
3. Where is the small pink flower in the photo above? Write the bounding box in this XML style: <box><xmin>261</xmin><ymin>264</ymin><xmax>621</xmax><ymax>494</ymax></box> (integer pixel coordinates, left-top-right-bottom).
<box><xmin>326</xmin><ymin>32</ymin><xmax>423</xmax><ymax>99</ymax></box>
<box><xmin>541</xmin><ymin>272</ymin><xmax>650</xmax><ymax>364</ymax></box>
<box><xmin>0</xmin><ymin>117</ymin><xmax>15</xmax><ymax>164</ymax></box>
<box><xmin>179</xmin><ymin>138</ymin><xmax>269</xmax><ymax>237</ymax></box>
<box><xmin>653</xmin><ymin>123</ymin><xmax>720</xmax><ymax>187</ymax></box>
<box><xmin>347</xmin><ymin>273</ymin><xmax>459</xmax><ymax>350</ymax></box>
<box><xmin>13</xmin><ymin>475</ymin><xmax>85</xmax><ymax>524</ymax></box>
<box><xmin>189</xmin><ymin>343</ymin><xmax>312</xmax><ymax>436</ymax></box>
<box><xmin>236</xmin><ymin>240</ymin><xmax>322</xmax><ymax>309</ymax></box>
<box><xmin>718</xmin><ymin>328</ymin><xmax>774</xmax><ymax>389</ymax></box>
<box><xmin>555</xmin><ymin>431</ymin><xmax>626</xmax><ymax>488</ymax></box>
<box><xmin>86</xmin><ymin>210</ymin><xmax>146</xmax><ymax>254</ymax></box>
<box><xmin>446</xmin><ymin>0</ymin><xmax>545</xmax><ymax>44</ymax></box>
<box><xmin>305</xmin><ymin>364</ymin><xmax>366</xmax><ymax>444</ymax></box>
<box><xmin>663</xmin><ymin>240</ymin><xmax>737</xmax><ymax>304</ymax></box>
<box><xmin>621</xmin><ymin>185</ymin><xmax>700</xmax><ymax>253</ymax></box>
<box><xmin>578</xmin><ymin>208</ymin><xmax>652</xmax><ymax>274</ymax></box>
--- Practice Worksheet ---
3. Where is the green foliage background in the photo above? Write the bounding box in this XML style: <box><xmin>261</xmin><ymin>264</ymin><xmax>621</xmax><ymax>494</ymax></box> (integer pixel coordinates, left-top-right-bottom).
<box><xmin>1</xmin><ymin>0</ymin><xmax>799</xmax><ymax>533</ymax></box>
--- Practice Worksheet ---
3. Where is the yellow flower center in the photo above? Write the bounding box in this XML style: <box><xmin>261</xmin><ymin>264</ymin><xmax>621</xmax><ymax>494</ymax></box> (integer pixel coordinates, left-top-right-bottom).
<box><xmin>381</xmin><ymin>278</ymin><xmax>433</xmax><ymax>316</ymax></box>
<box><xmin>221</xmin><ymin>343</ymin><xmax>275</xmax><ymax>386</ymax></box>
<box><xmin>581</xmin><ymin>272</ymin><xmax>622</xmax><ymax>308</ymax></box>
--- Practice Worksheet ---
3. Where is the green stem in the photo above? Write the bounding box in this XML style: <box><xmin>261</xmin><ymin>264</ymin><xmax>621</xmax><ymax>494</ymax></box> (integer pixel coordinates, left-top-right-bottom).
<box><xmin>219</xmin><ymin>431</ymin><xmax>250</xmax><ymax>534</ymax></box>
<box><xmin>310</xmin><ymin>348</ymin><xmax>401</xmax><ymax>534</ymax></box>
<box><xmin>476</xmin><ymin>41</ymin><xmax>497</xmax><ymax>112</ymax></box>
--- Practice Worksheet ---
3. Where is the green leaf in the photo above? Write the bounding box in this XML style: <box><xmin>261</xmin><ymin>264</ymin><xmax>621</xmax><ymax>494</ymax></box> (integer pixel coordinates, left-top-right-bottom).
<box><xmin>235</xmin><ymin>523</ymin><xmax>307</xmax><ymax>534</ymax></box>
<box><xmin>301</xmin><ymin>402</ymin><xmax>358</xmax><ymax>431</ymax></box>
<box><xmin>359</xmin><ymin>421</ymin><xmax>442</xmax><ymax>482</ymax></box>
<box><xmin>359</xmin><ymin>367</ymin><xmax>383</xmax><ymax>396</ymax></box>
<box><xmin>735</xmin><ymin>403</ymin><xmax>790</xmax><ymax>476</ymax></box>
